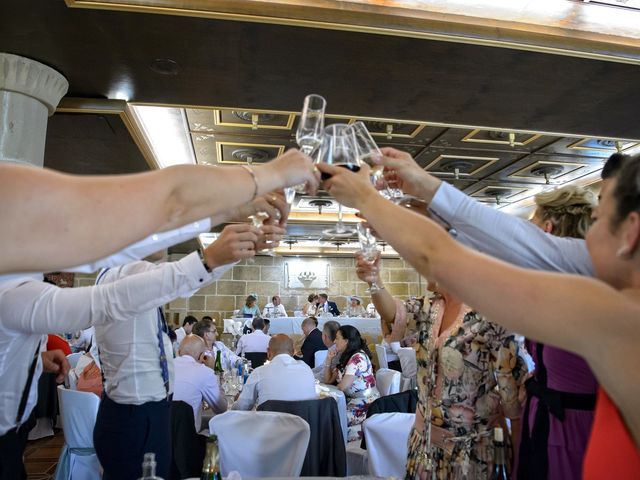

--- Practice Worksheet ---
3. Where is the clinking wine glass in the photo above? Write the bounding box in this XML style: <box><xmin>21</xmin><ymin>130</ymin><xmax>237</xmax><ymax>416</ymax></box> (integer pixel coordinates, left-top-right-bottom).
<box><xmin>356</xmin><ymin>222</ymin><xmax>382</xmax><ymax>294</ymax></box>
<box><xmin>349</xmin><ymin>121</ymin><xmax>403</xmax><ymax>201</ymax></box>
<box><xmin>318</xmin><ymin>124</ymin><xmax>361</xmax><ymax>237</ymax></box>
<box><xmin>247</xmin><ymin>211</ymin><xmax>275</xmax><ymax>261</ymax></box>
<box><xmin>285</xmin><ymin>94</ymin><xmax>328</xmax><ymax>203</ymax></box>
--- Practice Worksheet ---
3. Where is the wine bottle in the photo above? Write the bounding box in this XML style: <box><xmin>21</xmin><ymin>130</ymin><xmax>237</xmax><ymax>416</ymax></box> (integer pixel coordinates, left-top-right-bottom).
<box><xmin>491</xmin><ymin>427</ymin><xmax>510</xmax><ymax>480</ymax></box>
<box><xmin>201</xmin><ymin>435</ymin><xmax>222</xmax><ymax>480</ymax></box>
<box><xmin>138</xmin><ymin>452</ymin><xmax>163</xmax><ymax>480</ymax></box>
<box><xmin>214</xmin><ymin>350</ymin><xmax>223</xmax><ymax>375</ymax></box>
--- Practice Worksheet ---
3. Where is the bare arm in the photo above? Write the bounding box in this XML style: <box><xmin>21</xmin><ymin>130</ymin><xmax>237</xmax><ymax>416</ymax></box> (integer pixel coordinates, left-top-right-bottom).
<box><xmin>321</xmin><ymin>162</ymin><xmax>640</xmax><ymax>445</ymax></box>
<box><xmin>0</xmin><ymin>150</ymin><xmax>317</xmax><ymax>273</ymax></box>
<box><xmin>354</xmin><ymin>252</ymin><xmax>398</xmax><ymax>334</ymax></box>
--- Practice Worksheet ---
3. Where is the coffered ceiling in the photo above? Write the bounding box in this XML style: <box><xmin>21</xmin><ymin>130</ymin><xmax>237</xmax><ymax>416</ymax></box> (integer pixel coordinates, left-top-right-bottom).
<box><xmin>2</xmin><ymin>0</ymin><xmax>640</xmax><ymax>255</ymax></box>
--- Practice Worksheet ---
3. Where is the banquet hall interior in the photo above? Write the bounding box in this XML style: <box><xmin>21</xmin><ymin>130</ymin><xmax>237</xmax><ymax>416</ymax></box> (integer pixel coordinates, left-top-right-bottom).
<box><xmin>1</xmin><ymin>1</ymin><xmax>640</xmax><ymax>479</ymax></box>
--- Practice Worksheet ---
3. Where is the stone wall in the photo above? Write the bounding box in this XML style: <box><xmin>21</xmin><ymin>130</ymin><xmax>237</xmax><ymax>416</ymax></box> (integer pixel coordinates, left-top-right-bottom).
<box><xmin>73</xmin><ymin>255</ymin><xmax>426</xmax><ymax>327</ymax></box>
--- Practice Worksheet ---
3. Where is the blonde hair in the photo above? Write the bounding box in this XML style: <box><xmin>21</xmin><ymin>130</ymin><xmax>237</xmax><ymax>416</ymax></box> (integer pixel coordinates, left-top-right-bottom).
<box><xmin>534</xmin><ymin>185</ymin><xmax>597</xmax><ymax>239</ymax></box>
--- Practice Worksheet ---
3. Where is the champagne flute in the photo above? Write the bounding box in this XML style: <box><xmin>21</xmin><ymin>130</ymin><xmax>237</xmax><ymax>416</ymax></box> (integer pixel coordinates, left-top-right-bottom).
<box><xmin>285</xmin><ymin>94</ymin><xmax>327</xmax><ymax>202</ymax></box>
<box><xmin>247</xmin><ymin>211</ymin><xmax>275</xmax><ymax>261</ymax></box>
<box><xmin>318</xmin><ymin>124</ymin><xmax>361</xmax><ymax>237</ymax></box>
<box><xmin>349</xmin><ymin>121</ymin><xmax>403</xmax><ymax>200</ymax></box>
<box><xmin>356</xmin><ymin>222</ymin><xmax>382</xmax><ymax>294</ymax></box>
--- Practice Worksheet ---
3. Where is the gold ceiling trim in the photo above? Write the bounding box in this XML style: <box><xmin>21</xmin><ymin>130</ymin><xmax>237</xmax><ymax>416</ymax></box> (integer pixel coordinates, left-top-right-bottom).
<box><xmin>64</xmin><ymin>0</ymin><xmax>640</xmax><ymax>66</ymax></box>
<box><xmin>508</xmin><ymin>160</ymin><xmax>591</xmax><ymax>182</ymax></box>
<box><xmin>215</xmin><ymin>141</ymin><xmax>286</xmax><ymax>164</ymax></box>
<box><xmin>346</xmin><ymin>119</ymin><xmax>426</xmax><ymax>139</ymax></box>
<box><xmin>424</xmin><ymin>154</ymin><xmax>499</xmax><ymax>177</ymax></box>
<box><xmin>129</xmin><ymin>102</ymin><xmax>640</xmax><ymax>143</ymax></box>
<box><xmin>56</xmin><ymin>97</ymin><xmax>159</xmax><ymax>170</ymax></box>
<box><xmin>461</xmin><ymin>129</ymin><xmax>542</xmax><ymax>146</ymax></box>
<box><xmin>213</xmin><ymin>110</ymin><xmax>296</xmax><ymax>130</ymax></box>
<box><xmin>566</xmin><ymin>138</ymin><xmax>640</xmax><ymax>152</ymax></box>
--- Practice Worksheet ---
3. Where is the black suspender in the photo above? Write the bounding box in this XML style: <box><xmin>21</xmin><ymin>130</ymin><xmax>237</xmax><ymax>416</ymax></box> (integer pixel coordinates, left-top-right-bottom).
<box><xmin>16</xmin><ymin>344</ymin><xmax>41</xmax><ymax>424</ymax></box>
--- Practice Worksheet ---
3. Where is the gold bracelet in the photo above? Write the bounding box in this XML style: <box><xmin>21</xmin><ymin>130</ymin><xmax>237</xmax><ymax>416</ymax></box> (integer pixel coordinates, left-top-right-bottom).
<box><xmin>240</xmin><ymin>165</ymin><xmax>259</xmax><ymax>201</ymax></box>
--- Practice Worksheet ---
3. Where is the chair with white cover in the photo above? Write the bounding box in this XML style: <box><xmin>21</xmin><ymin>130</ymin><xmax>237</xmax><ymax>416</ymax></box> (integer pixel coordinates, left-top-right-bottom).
<box><xmin>314</xmin><ymin>349</ymin><xmax>328</xmax><ymax>368</ymax></box>
<box><xmin>363</xmin><ymin>412</ymin><xmax>416</xmax><ymax>477</ymax></box>
<box><xmin>375</xmin><ymin>368</ymin><xmax>401</xmax><ymax>396</ymax></box>
<box><xmin>233</xmin><ymin>321</ymin><xmax>243</xmax><ymax>336</ymax></box>
<box><xmin>397</xmin><ymin>347</ymin><xmax>417</xmax><ymax>391</ymax></box>
<box><xmin>223</xmin><ymin>318</ymin><xmax>235</xmax><ymax>334</ymax></box>
<box><xmin>374</xmin><ymin>344</ymin><xmax>388</xmax><ymax>369</ymax></box>
<box><xmin>66</xmin><ymin>353</ymin><xmax>82</xmax><ymax>369</ymax></box>
<box><xmin>210</xmin><ymin>411</ymin><xmax>310</xmax><ymax>477</ymax></box>
<box><xmin>54</xmin><ymin>385</ymin><xmax>101</xmax><ymax>480</ymax></box>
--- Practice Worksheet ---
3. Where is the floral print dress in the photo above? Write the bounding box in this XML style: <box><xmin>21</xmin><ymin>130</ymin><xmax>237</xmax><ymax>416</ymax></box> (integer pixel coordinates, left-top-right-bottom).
<box><xmin>338</xmin><ymin>352</ymin><xmax>381</xmax><ymax>442</ymax></box>
<box><xmin>405</xmin><ymin>296</ymin><xmax>529</xmax><ymax>480</ymax></box>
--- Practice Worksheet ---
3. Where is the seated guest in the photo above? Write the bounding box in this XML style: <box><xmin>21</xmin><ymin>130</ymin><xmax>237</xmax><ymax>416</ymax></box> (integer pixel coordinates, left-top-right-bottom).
<box><xmin>232</xmin><ymin>334</ymin><xmax>316</xmax><ymax>410</ymax></box>
<box><xmin>325</xmin><ymin>325</ymin><xmax>380</xmax><ymax>442</ymax></box>
<box><xmin>193</xmin><ymin>319</ymin><xmax>241</xmax><ymax>370</ymax></box>
<box><xmin>297</xmin><ymin>316</ymin><xmax>327</xmax><ymax>368</ymax></box>
<box><xmin>241</xmin><ymin>294</ymin><xmax>260</xmax><ymax>318</ymax></box>
<box><xmin>236</xmin><ymin>317</ymin><xmax>270</xmax><ymax>355</ymax></box>
<box><xmin>72</xmin><ymin>352</ymin><xmax>103</xmax><ymax>397</ymax></box>
<box><xmin>201</xmin><ymin>315</ymin><xmax>215</xmax><ymax>324</ymax></box>
<box><xmin>174</xmin><ymin>335</ymin><xmax>227</xmax><ymax>431</ymax></box>
<box><xmin>317</xmin><ymin>293</ymin><xmax>340</xmax><ymax>316</ymax></box>
<box><xmin>175</xmin><ymin>315</ymin><xmax>197</xmax><ymax>346</ymax></box>
<box><xmin>313</xmin><ymin>320</ymin><xmax>340</xmax><ymax>380</ymax></box>
<box><xmin>262</xmin><ymin>295</ymin><xmax>288</xmax><ymax>317</ymax></box>
<box><xmin>302</xmin><ymin>293</ymin><xmax>319</xmax><ymax>316</ymax></box>
<box><xmin>345</xmin><ymin>296</ymin><xmax>366</xmax><ymax>317</ymax></box>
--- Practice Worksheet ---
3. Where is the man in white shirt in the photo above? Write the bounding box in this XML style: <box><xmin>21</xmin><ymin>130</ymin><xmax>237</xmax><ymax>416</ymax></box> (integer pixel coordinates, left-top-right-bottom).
<box><xmin>232</xmin><ymin>334</ymin><xmax>316</xmax><ymax>410</ymax></box>
<box><xmin>92</xmin><ymin>223</ymin><xmax>266</xmax><ymax>480</ymax></box>
<box><xmin>236</xmin><ymin>317</ymin><xmax>271</xmax><ymax>355</ymax></box>
<box><xmin>173</xmin><ymin>335</ymin><xmax>227</xmax><ymax>432</ymax></box>
<box><xmin>174</xmin><ymin>315</ymin><xmax>197</xmax><ymax>347</ymax></box>
<box><xmin>193</xmin><ymin>319</ymin><xmax>241</xmax><ymax>371</ymax></box>
<box><xmin>262</xmin><ymin>295</ymin><xmax>288</xmax><ymax>317</ymax></box>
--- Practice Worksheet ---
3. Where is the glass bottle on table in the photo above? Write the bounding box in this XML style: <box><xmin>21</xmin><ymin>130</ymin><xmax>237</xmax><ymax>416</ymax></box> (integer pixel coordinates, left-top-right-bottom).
<box><xmin>214</xmin><ymin>350</ymin><xmax>223</xmax><ymax>377</ymax></box>
<box><xmin>138</xmin><ymin>452</ymin><xmax>163</xmax><ymax>480</ymax></box>
<box><xmin>491</xmin><ymin>427</ymin><xmax>510</xmax><ymax>480</ymax></box>
<box><xmin>201</xmin><ymin>435</ymin><xmax>222</xmax><ymax>480</ymax></box>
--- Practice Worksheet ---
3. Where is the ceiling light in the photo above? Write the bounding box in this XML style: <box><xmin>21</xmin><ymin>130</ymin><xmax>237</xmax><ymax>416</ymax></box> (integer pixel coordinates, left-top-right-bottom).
<box><xmin>130</xmin><ymin>105</ymin><xmax>196</xmax><ymax>168</ymax></box>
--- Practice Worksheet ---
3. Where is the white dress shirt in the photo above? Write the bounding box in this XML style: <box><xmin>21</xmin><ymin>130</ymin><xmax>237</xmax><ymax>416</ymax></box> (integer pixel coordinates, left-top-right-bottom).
<box><xmin>94</xmin><ymin>253</ymin><xmax>233</xmax><ymax>405</ymax></box>
<box><xmin>212</xmin><ymin>341</ymin><xmax>241</xmax><ymax>371</ymax></box>
<box><xmin>71</xmin><ymin>326</ymin><xmax>95</xmax><ymax>352</ymax></box>
<box><xmin>430</xmin><ymin>182</ymin><xmax>594</xmax><ymax>276</ymax></box>
<box><xmin>175</xmin><ymin>326</ymin><xmax>187</xmax><ymax>346</ymax></box>
<box><xmin>261</xmin><ymin>303</ymin><xmax>288</xmax><ymax>317</ymax></box>
<box><xmin>236</xmin><ymin>330</ymin><xmax>270</xmax><ymax>355</ymax></box>
<box><xmin>173</xmin><ymin>355</ymin><xmax>227</xmax><ymax>431</ymax></box>
<box><xmin>232</xmin><ymin>354</ymin><xmax>317</xmax><ymax>410</ymax></box>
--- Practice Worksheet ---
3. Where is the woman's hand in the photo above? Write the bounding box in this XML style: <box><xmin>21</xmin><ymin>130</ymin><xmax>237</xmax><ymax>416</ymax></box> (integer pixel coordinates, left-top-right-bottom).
<box><xmin>317</xmin><ymin>162</ymin><xmax>379</xmax><ymax>210</ymax></box>
<box><xmin>378</xmin><ymin>147</ymin><xmax>440</xmax><ymax>201</ymax></box>
<box><xmin>355</xmin><ymin>250</ymin><xmax>383</xmax><ymax>286</ymax></box>
<box><xmin>264</xmin><ymin>149</ymin><xmax>320</xmax><ymax>195</ymax></box>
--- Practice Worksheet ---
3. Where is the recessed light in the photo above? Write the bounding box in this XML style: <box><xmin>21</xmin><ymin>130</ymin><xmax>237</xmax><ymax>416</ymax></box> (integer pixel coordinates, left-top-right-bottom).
<box><xmin>150</xmin><ymin>58</ymin><xmax>179</xmax><ymax>76</ymax></box>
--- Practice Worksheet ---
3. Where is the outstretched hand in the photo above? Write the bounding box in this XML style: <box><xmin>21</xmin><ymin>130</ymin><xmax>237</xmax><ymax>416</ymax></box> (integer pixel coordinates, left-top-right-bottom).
<box><xmin>41</xmin><ymin>349</ymin><xmax>70</xmax><ymax>383</ymax></box>
<box><xmin>378</xmin><ymin>147</ymin><xmax>440</xmax><ymax>201</ymax></box>
<box><xmin>317</xmin><ymin>162</ymin><xmax>378</xmax><ymax>210</ymax></box>
<box><xmin>203</xmin><ymin>223</ymin><xmax>261</xmax><ymax>267</ymax></box>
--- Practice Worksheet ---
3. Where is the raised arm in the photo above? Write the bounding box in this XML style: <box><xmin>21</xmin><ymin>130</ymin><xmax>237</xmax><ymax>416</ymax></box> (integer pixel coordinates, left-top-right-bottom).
<box><xmin>0</xmin><ymin>150</ymin><xmax>317</xmax><ymax>273</ymax></box>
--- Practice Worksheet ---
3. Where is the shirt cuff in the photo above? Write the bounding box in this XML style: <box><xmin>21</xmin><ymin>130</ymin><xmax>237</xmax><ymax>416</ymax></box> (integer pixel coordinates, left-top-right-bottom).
<box><xmin>429</xmin><ymin>181</ymin><xmax>465</xmax><ymax>224</ymax></box>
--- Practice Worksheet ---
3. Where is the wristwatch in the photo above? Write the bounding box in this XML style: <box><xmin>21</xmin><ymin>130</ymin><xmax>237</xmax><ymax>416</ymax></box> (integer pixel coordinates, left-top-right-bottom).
<box><xmin>198</xmin><ymin>249</ymin><xmax>212</xmax><ymax>273</ymax></box>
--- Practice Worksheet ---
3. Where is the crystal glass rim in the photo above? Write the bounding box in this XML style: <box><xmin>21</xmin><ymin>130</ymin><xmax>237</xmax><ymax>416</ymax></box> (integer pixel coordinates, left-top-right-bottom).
<box><xmin>303</xmin><ymin>94</ymin><xmax>326</xmax><ymax>112</ymax></box>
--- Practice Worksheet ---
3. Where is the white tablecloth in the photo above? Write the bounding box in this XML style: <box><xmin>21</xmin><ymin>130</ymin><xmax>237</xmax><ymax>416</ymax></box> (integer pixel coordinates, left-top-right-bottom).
<box><xmin>250</xmin><ymin>316</ymin><xmax>381</xmax><ymax>339</ymax></box>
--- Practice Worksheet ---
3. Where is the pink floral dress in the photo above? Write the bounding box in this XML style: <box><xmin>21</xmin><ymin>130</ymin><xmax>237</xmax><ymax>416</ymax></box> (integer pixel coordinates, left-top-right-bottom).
<box><xmin>338</xmin><ymin>352</ymin><xmax>380</xmax><ymax>442</ymax></box>
<box><xmin>405</xmin><ymin>296</ymin><xmax>529</xmax><ymax>479</ymax></box>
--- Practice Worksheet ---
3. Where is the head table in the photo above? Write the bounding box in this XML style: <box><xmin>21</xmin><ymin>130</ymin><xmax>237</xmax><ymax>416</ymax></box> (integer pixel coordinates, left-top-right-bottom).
<box><xmin>225</xmin><ymin>316</ymin><xmax>382</xmax><ymax>340</ymax></box>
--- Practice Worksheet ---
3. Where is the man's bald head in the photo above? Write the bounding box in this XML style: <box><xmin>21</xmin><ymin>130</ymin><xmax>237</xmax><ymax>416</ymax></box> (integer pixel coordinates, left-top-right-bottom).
<box><xmin>179</xmin><ymin>334</ymin><xmax>207</xmax><ymax>361</ymax></box>
<box><xmin>267</xmin><ymin>334</ymin><xmax>294</xmax><ymax>360</ymax></box>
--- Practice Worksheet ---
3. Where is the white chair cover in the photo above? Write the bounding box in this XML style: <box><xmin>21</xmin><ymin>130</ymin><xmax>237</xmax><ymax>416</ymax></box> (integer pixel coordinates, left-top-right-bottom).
<box><xmin>375</xmin><ymin>344</ymin><xmax>388</xmax><ymax>369</ymax></box>
<box><xmin>363</xmin><ymin>412</ymin><xmax>416</xmax><ymax>477</ymax></box>
<box><xmin>345</xmin><ymin>441</ymin><xmax>368</xmax><ymax>476</ymax></box>
<box><xmin>233</xmin><ymin>321</ymin><xmax>243</xmax><ymax>335</ymax></box>
<box><xmin>210</xmin><ymin>411</ymin><xmax>310</xmax><ymax>477</ymax></box>
<box><xmin>223</xmin><ymin>318</ymin><xmax>235</xmax><ymax>334</ymax></box>
<box><xmin>397</xmin><ymin>347</ymin><xmax>417</xmax><ymax>391</ymax></box>
<box><xmin>375</xmin><ymin>368</ymin><xmax>401</xmax><ymax>396</ymax></box>
<box><xmin>54</xmin><ymin>385</ymin><xmax>101</xmax><ymax>480</ymax></box>
<box><xmin>314</xmin><ymin>349</ymin><xmax>328</xmax><ymax>368</ymax></box>
<box><xmin>66</xmin><ymin>353</ymin><xmax>82</xmax><ymax>369</ymax></box>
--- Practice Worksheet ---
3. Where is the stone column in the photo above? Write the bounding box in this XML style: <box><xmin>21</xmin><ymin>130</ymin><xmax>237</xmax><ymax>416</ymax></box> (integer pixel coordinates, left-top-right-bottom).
<box><xmin>0</xmin><ymin>53</ymin><xmax>68</xmax><ymax>167</ymax></box>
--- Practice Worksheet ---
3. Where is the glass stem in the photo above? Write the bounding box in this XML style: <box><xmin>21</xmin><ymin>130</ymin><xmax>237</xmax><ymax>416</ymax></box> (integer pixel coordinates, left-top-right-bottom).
<box><xmin>337</xmin><ymin>204</ymin><xmax>344</xmax><ymax>232</ymax></box>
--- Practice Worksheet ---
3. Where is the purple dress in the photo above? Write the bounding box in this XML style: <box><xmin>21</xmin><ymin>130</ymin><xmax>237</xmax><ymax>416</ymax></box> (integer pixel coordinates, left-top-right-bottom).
<box><xmin>517</xmin><ymin>341</ymin><xmax>598</xmax><ymax>480</ymax></box>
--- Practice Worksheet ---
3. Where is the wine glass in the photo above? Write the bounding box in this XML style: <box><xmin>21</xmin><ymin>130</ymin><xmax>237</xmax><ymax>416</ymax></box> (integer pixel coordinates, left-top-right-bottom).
<box><xmin>349</xmin><ymin>121</ymin><xmax>403</xmax><ymax>200</ymax></box>
<box><xmin>318</xmin><ymin>124</ymin><xmax>361</xmax><ymax>237</ymax></box>
<box><xmin>247</xmin><ymin>211</ymin><xmax>275</xmax><ymax>261</ymax></box>
<box><xmin>356</xmin><ymin>222</ymin><xmax>382</xmax><ymax>293</ymax></box>
<box><xmin>284</xmin><ymin>94</ymin><xmax>327</xmax><ymax>202</ymax></box>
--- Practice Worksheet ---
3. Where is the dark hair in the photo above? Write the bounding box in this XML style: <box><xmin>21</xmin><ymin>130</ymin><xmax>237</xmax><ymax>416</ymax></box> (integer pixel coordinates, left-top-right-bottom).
<box><xmin>183</xmin><ymin>315</ymin><xmax>198</xmax><ymax>327</ymax></box>
<box><xmin>193</xmin><ymin>319</ymin><xmax>214</xmax><ymax>339</ymax></box>
<box><xmin>271</xmin><ymin>295</ymin><xmax>279</xmax><ymax>302</ymax></box>
<box><xmin>319</xmin><ymin>293</ymin><xmax>328</xmax><ymax>300</ymax></box>
<box><xmin>336</xmin><ymin>325</ymin><xmax>372</xmax><ymax>370</ymax></box>
<box><xmin>167</xmin><ymin>327</ymin><xmax>177</xmax><ymax>343</ymax></box>
<box><xmin>602</xmin><ymin>153</ymin><xmax>630</xmax><ymax>180</ymax></box>
<box><xmin>611</xmin><ymin>154</ymin><xmax>640</xmax><ymax>229</ymax></box>
<box><xmin>245</xmin><ymin>295</ymin><xmax>257</xmax><ymax>306</ymax></box>
<box><xmin>252</xmin><ymin>317</ymin><xmax>265</xmax><ymax>331</ymax></box>
<box><xmin>307</xmin><ymin>293</ymin><xmax>317</xmax><ymax>303</ymax></box>
<box><xmin>202</xmin><ymin>315</ymin><xmax>213</xmax><ymax>322</ymax></box>
<box><xmin>322</xmin><ymin>320</ymin><xmax>340</xmax><ymax>342</ymax></box>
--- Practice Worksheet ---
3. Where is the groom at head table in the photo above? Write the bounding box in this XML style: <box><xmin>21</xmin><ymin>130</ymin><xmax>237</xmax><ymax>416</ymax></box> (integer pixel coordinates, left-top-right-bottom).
<box><xmin>317</xmin><ymin>293</ymin><xmax>340</xmax><ymax>316</ymax></box>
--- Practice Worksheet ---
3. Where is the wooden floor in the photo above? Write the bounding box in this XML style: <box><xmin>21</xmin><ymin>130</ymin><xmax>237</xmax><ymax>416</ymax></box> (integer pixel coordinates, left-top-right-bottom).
<box><xmin>24</xmin><ymin>430</ymin><xmax>64</xmax><ymax>480</ymax></box>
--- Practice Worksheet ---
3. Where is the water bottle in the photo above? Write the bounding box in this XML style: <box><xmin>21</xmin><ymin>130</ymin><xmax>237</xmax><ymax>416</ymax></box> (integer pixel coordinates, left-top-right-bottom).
<box><xmin>137</xmin><ymin>452</ymin><xmax>163</xmax><ymax>480</ymax></box>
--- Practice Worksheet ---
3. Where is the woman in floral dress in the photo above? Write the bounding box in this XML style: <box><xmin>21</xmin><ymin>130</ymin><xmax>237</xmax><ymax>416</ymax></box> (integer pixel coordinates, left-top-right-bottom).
<box><xmin>355</xmin><ymin>253</ymin><xmax>529</xmax><ymax>479</ymax></box>
<box><xmin>326</xmin><ymin>325</ymin><xmax>380</xmax><ymax>442</ymax></box>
